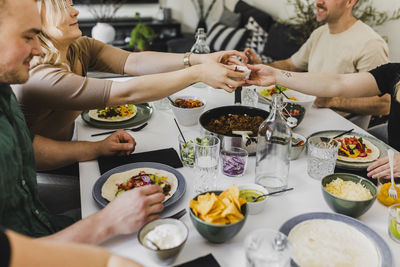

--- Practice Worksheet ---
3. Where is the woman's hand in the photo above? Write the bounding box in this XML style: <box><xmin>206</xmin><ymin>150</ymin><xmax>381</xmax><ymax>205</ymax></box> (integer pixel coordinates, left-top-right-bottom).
<box><xmin>98</xmin><ymin>130</ymin><xmax>136</xmax><ymax>157</ymax></box>
<box><xmin>244</xmin><ymin>48</ymin><xmax>262</xmax><ymax>64</ymax></box>
<box><xmin>245</xmin><ymin>64</ymin><xmax>276</xmax><ymax>86</ymax></box>
<box><xmin>197</xmin><ymin>63</ymin><xmax>247</xmax><ymax>92</ymax></box>
<box><xmin>195</xmin><ymin>50</ymin><xmax>248</xmax><ymax>66</ymax></box>
<box><xmin>367</xmin><ymin>153</ymin><xmax>400</xmax><ymax>179</ymax></box>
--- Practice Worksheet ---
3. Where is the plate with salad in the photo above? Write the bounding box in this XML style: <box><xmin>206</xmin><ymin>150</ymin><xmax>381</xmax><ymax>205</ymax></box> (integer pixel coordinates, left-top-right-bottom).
<box><xmin>81</xmin><ymin>103</ymin><xmax>153</xmax><ymax>129</ymax></box>
<box><xmin>92</xmin><ymin>162</ymin><xmax>186</xmax><ymax>208</ymax></box>
<box><xmin>308</xmin><ymin>130</ymin><xmax>389</xmax><ymax>170</ymax></box>
<box><xmin>88</xmin><ymin>104</ymin><xmax>137</xmax><ymax>122</ymax></box>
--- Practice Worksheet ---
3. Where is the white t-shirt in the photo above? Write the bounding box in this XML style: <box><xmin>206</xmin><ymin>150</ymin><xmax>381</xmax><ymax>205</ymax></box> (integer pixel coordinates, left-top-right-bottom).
<box><xmin>291</xmin><ymin>20</ymin><xmax>389</xmax><ymax>73</ymax></box>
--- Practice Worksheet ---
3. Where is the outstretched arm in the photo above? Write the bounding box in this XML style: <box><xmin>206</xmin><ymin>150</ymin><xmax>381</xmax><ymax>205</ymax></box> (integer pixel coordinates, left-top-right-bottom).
<box><xmin>124</xmin><ymin>50</ymin><xmax>247</xmax><ymax>75</ymax></box>
<box><xmin>7</xmin><ymin>230</ymin><xmax>142</xmax><ymax>267</ymax></box>
<box><xmin>314</xmin><ymin>94</ymin><xmax>390</xmax><ymax>116</ymax></box>
<box><xmin>108</xmin><ymin>63</ymin><xmax>247</xmax><ymax>106</ymax></box>
<box><xmin>33</xmin><ymin>130</ymin><xmax>135</xmax><ymax>171</ymax></box>
<box><xmin>246</xmin><ymin>64</ymin><xmax>381</xmax><ymax>98</ymax></box>
<box><xmin>41</xmin><ymin>185</ymin><xmax>164</xmax><ymax>245</ymax></box>
<box><xmin>244</xmin><ymin>48</ymin><xmax>300</xmax><ymax>71</ymax></box>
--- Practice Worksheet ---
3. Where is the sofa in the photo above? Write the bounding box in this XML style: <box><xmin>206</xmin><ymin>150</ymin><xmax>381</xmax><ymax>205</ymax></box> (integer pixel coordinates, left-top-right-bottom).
<box><xmin>167</xmin><ymin>0</ymin><xmax>302</xmax><ymax>63</ymax></box>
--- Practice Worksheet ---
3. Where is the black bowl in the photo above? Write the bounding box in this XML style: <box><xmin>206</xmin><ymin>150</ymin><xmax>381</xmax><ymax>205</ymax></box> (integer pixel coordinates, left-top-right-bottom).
<box><xmin>199</xmin><ymin>105</ymin><xmax>269</xmax><ymax>155</ymax></box>
<box><xmin>282</xmin><ymin>102</ymin><xmax>305</xmax><ymax>128</ymax></box>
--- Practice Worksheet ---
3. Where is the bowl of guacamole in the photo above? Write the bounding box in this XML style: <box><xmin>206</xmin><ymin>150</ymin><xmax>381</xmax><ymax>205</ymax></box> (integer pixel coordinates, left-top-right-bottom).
<box><xmin>239</xmin><ymin>184</ymin><xmax>268</xmax><ymax>215</ymax></box>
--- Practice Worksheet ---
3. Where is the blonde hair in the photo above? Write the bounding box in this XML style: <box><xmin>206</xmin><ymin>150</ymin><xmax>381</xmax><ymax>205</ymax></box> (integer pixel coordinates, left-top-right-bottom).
<box><xmin>30</xmin><ymin>0</ymin><xmax>80</xmax><ymax>71</ymax></box>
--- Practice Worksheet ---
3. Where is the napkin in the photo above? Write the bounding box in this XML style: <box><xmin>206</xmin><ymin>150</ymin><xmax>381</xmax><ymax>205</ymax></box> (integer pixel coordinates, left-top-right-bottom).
<box><xmin>174</xmin><ymin>254</ymin><xmax>220</xmax><ymax>267</ymax></box>
<box><xmin>98</xmin><ymin>147</ymin><xmax>183</xmax><ymax>175</ymax></box>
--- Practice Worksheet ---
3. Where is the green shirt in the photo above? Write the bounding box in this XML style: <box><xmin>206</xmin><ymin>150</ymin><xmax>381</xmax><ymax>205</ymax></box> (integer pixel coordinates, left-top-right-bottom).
<box><xmin>0</xmin><ymin>83</ymin><xmax>74</xmax><ymax>237</ymax></box>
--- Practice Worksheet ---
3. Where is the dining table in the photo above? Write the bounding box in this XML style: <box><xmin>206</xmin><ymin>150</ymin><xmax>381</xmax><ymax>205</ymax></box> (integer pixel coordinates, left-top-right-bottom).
<box><xmin>77</xmin><ymin>79</ymin><xmax>399</xmax><ymax>267</ymax></box>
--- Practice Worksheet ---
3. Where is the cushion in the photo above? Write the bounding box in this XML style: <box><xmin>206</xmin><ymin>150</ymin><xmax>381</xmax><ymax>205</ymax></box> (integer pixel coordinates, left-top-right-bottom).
<box><xmin>206</xmin><ymin>22</ymin><xmax>251</xmax><ymax>52</ymax></box>
<box><xmin>218</xmin><ymin>6</ymin><xmax>241</xmax><ymax>28</ymax></box>
<box><xmin>234</xmin><ymin>0</ymin><xmax>274</xmax><ymax>32</ymax></box>
<box><xmin>263</xmin><ymin>22</ymin><xmax>302</xmax><ymax>61</ymax></box>
<box><xmin>244</xmin><ymin>16</ymin><xmax>269</xmax><ymax>55</ymax></box>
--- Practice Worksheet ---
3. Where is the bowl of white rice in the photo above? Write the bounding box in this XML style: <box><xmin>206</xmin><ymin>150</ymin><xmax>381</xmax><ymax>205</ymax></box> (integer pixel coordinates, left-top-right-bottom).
<box><xmin>321</xmin><ymin>173</ymin><xmax>377</xmax><ymax>218</ymax></box>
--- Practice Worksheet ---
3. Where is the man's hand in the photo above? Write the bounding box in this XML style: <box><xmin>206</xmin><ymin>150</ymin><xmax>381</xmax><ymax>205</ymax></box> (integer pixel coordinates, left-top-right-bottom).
<box><xmin>244</xmin><ymin>48</ymin><xmax>262</xmax><ymax>64</ymax></box>
<box><xmin>245</xmin><ymin>64</ymin><xmax>276</xmax><ymax>86</ymax></box>
<box><xmin>367</xmin><ymin>153</ymin><xmax>400</xmax><ymax>179</ymax></box>
<box><xmin>103</xmin><ymin>185</ymin><xmax>165</xmax><ymax>235</ymax></box>
<box><xmin>98</xmin><ymin>130</ymin><xmax>136</xmax><ymax>156</ymax></box>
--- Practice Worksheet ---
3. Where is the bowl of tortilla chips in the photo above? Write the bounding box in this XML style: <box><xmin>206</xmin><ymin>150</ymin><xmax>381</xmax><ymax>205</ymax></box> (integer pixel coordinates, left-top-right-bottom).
<box><xmin>189</xmin><ymin>185</ymin><xmax>248</xmax><ymax>243</ymax></box>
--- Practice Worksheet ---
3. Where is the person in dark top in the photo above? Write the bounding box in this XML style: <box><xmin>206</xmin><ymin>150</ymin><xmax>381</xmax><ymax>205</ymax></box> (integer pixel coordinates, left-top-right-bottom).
<box><xmin>0</xmin><ymin>228</ymin><xmax>142</xmax><ymax>267</ymax></box>
<box><xmin>246</xmin><ymin>63</ymin><xmax>400</xmax><ymax>180</ymax></box>
<box><xmin>0</xmin><ymin>0</ymin><xmax>165</xmax><ymax>245</ymax></box>
<box><xmin>0</xmin><ymin>229</ymin><xmax>10</xmax><ymax>267</ymax></box>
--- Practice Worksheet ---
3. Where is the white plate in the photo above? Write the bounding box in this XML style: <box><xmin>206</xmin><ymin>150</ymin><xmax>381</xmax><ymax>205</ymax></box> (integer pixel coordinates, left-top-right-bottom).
<box><xmin>257</xmin><ymin>86</ymin><xmax>316</xmax><ymax>109</ymax></box>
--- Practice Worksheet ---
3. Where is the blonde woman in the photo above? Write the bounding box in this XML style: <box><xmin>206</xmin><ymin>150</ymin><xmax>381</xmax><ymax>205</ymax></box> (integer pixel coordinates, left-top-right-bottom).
<box><xmin>13</xmin><ymin>0</ymin><xmax>247</xmax><ymax>141</ymax></box>
<box><xmin>246</xmin><ymin>63</ymin><xmax>400</xmax><ymax>179</ymax></box>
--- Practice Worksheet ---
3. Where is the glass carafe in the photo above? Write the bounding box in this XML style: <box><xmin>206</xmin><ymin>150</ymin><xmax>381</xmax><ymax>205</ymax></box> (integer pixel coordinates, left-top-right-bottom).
<box><xmin>255</xmin><ymin>94</ymin><xmax>292</xmax><ymax>192</ymax></box>
<box><xmin>190</xmin><ymin>28</ymin><xmax>210</xmax><ymax>54</ymax></box>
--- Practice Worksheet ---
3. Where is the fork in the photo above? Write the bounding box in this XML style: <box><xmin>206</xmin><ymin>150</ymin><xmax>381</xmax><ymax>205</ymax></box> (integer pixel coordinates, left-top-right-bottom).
<box><xmin>388</xmin><ymin>149</ymin><xmax>398</xmax><ymax>200</ymax></box>
<box><xmin>91</xmin><ymin>122</ymin><xmax>148</xmax><ymax>137</ymax></box>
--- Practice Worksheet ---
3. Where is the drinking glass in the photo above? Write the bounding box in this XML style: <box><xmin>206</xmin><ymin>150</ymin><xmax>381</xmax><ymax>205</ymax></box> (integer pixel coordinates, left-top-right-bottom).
<box><xmin>241</xmin><ymin>86</ymin><xmax>258</xmax><ymax>107</ymax></box>
<box><xmin>194</xmin><ymin>136</ymin><xmax>220</xmax><ymax>194</ymax></box>
<box><xmin>221</xmin><ymin>147</ymin><xmax>248</xmax><ymax>177</ymax></box>
<box><xmin>388</xmin><ymin>203</ymin><xmax>400</xmax><ymax>243</ymax></box>
<box><xmin>244</xmin><ymin>229</ymin><xmax>292</xmax><ymax>267</ymax></box>
<box><xmin>307</xmin><ymin>136</ymin><xmax>339</xmax><ymax>180</ymax></box>
<box><xmin>178</xmin><ymin>133</ymin><xmax>207</xmax><ymax>168</ymax></box>
<box><xmin>153</xmin><ymin>97</ymin><xmax>171</xmax><ymax>110</ymax></box>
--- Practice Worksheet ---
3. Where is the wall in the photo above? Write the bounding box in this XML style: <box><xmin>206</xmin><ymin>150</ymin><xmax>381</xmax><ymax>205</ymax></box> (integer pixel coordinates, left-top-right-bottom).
<box><xmin>76</xmin><ymin>0</ymin><xmax>400</xmax><ymax>61</ymax></box>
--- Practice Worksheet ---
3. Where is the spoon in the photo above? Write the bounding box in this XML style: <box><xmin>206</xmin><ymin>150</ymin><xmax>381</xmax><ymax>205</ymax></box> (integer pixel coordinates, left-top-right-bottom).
<box><xmin>250</xmin><ymin>187</ymin><xmax>294</xmax><ymax>202</ymax></box>
<box><xmin>146</xmin><ymin>237</ymin><xmax>161</xmax><ymax>250</ymax></box>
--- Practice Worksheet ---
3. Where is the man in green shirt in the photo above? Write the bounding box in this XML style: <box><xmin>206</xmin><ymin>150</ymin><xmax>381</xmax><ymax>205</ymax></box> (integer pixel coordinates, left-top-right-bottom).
<box><xmin>0</xmin><ymin>0</ymin><xmax>165</xmax><ymax>244</ymax></box>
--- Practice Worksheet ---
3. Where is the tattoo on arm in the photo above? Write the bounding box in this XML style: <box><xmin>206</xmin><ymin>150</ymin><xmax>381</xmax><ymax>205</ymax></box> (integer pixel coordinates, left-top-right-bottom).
<box><xmin>281</xmin><ymin>71</ymin><xmax>292</xmax><ymax>78</ymax></box>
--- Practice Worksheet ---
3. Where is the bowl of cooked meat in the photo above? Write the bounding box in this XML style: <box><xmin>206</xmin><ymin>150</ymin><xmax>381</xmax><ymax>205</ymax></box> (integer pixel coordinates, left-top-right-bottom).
<box><xmin>170</xmin><ymin>96</ymin><xmax>206</xmax><ymax>126</ymax></box>
<box><xmin>199</xmin><ymin>105</ymin><xmax>269</xmax><ymax>155</ymax></box>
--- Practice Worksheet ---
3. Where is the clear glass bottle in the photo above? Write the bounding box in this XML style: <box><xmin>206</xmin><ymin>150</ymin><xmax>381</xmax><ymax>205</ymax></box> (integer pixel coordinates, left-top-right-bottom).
<box><xmin>255</xmin><ymin>94</ymin><xmax>292</xmax><ymax>192</ymax></box>
<box><xmin>190</xmin><ymin>28</ymin><xmax>210</xmax><ymax>54</ymax></box>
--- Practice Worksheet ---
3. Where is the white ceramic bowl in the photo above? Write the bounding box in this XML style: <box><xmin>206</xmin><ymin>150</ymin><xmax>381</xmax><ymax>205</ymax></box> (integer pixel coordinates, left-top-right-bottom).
<box><xmin>257</xmin><ymin>86</ymin><xmax>315</xmax><ymax>110</ymax></box>
<box><xmin>238</xmin><ymin>183</ymin><xmax>268</xmax><ymax>215</ymax></box>
<box><xmin>138</xmin><ymin>218</ymin><xmax>189</xmax><ymax>265</ymax></box>
<box><xmin>290</xmin><ymin>133</ymin><xmax>306</xmax><ymax>160</ymax></box>
<box><xmin>170</xmin><ymin>95</ymin><xmax>206</xmax><ymax>126</ymax></box>
<box><xmin>283</xmin><ymin>90</ymin><xmax>316</xmax><ymax>110</ymax></box>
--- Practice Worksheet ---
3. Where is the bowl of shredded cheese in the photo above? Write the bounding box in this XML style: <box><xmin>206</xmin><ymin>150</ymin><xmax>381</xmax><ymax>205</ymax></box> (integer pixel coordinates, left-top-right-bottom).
<box><xmin>321</xmin><ymin>173</ymin><xmax>377</xmax><ymax>218</ymax></box>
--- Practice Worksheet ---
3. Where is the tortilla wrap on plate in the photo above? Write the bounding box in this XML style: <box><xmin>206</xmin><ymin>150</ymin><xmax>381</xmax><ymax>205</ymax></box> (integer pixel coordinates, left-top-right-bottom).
<box><xmin>101</xmin><ymin>167</ymin><xmax>178</xmax><ymax>202</ymax></box>
<box><xmin>289</xmin><ymin>219</ymin><xmax>380</xmax><ymax>267</ymax></box>
<box><xmin>88</xmin><ymin>105</ymin><xmax>137</xmax><ymax>122</ymax></box>
<box><xmin>336</xmin><ymin>135</ymin><xmax>380</xmax><ymax>163</ymax></box>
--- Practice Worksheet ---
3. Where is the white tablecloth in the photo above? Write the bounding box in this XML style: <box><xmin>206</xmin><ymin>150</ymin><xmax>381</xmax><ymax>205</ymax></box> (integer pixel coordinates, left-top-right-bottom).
<box><xmin>77</xmin><ymin>83</ymin><xmax>398</xmax><ymax>267</ymax></box>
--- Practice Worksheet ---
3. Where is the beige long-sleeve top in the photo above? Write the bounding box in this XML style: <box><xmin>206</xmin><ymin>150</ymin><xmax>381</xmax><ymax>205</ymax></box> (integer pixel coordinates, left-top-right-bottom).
<box><xmin>12</xmin><ymin>37</ymin><xmax>130</xmax><ymax>141</ymax></box>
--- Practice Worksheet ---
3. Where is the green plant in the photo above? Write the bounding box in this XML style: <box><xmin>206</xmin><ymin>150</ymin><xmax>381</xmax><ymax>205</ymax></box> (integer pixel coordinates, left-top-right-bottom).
<box><xmin>285</xmin><ymin>0</ymin><xmax>400</xmax><ymax>45</ymax></box>
<box><xmin>128</xmin><ymin>13</ymin><xmax>157</xmax><ymax>51</ymax></box>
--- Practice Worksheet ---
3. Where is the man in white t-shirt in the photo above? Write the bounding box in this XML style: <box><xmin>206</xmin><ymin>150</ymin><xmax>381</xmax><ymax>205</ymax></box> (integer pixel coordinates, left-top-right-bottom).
<box><xmin>246</xmin><ymin>0</ymin><xmax>390</xmax><ymax>129</ymax></box>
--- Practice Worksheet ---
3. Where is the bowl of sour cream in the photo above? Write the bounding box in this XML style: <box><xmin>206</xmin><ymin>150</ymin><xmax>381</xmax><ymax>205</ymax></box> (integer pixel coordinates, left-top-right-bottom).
<box><xmin>138</xmin><ymin>218</ymin><xmax>189</xmax><ymax>264</ymax></box>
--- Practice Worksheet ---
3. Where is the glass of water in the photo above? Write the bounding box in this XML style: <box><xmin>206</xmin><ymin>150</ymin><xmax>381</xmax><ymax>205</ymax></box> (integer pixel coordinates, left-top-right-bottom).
<box><xmin>245</xmin><ymin>229</ymin><xmax>292</xmax><ymax>267</ymax></box>
<box><xmin>241</xmin><ymin>86</ymin><xmax>258</xmax><ymax>107</ymax></box>
<box><xmin>307</xmin><ymin>136</ymin><xmax>339</xmax><ymax>180</ymax></box>
<box><xmin>194</xmin><ymin>136</ymin><xmax>220</xmax><ymax>194</ymax></box>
